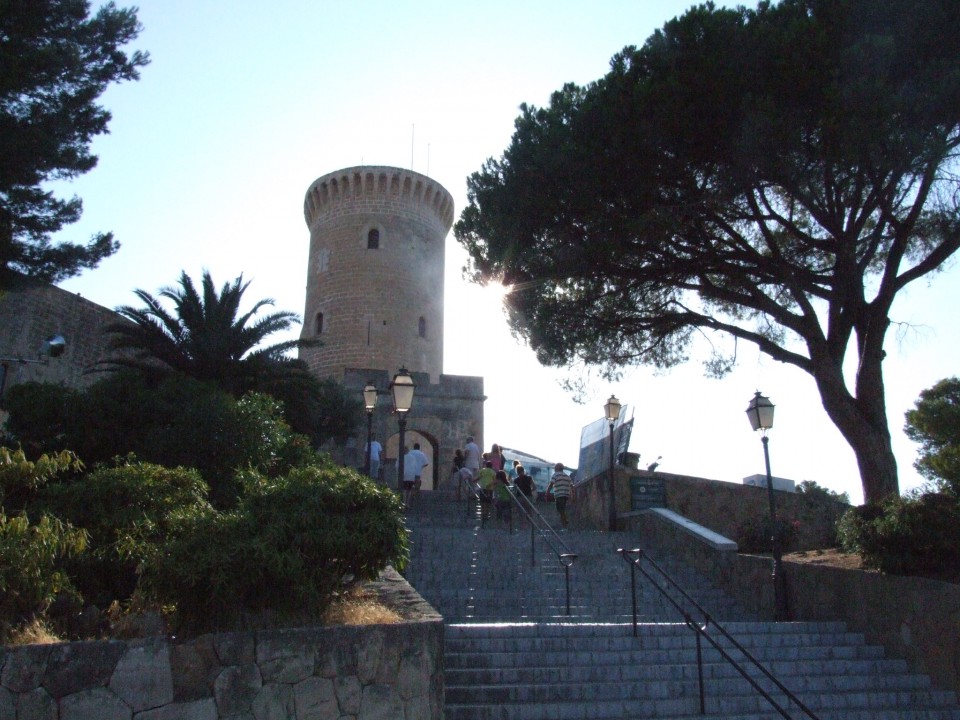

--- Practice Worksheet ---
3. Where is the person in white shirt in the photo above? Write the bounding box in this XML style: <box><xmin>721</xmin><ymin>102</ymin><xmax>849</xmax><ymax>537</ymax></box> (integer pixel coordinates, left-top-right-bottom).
<box><xmin>403</xmin><ymin>442</ymin><xmax>430</xmax><ymax>507</ymax></box>
<box><xmin>463</xmin><ymin>436</ymin><xmax>482</xmax><ymax>479</ymax></box>
<box><xmin>366</xmin><ymin>438</ymin><xmax>382</xmax><ymax>480</ymax></box>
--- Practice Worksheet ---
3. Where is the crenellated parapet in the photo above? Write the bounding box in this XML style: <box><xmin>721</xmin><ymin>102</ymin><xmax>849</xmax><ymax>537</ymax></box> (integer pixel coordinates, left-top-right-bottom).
<box><xmin>303</xmin><ymin>166</ymin><xmax>455</xmax><ymax>232</ymax></box>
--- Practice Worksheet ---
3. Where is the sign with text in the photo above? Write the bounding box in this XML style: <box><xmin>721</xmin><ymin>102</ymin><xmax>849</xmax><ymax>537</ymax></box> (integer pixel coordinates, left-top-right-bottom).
<box><xmin>630</xmin><ymin>476</ymin><xmax>665</xmax><ymax>510</ymax></box>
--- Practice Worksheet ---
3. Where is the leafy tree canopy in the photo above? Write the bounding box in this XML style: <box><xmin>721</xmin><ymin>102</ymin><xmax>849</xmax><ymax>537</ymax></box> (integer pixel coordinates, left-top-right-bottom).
<box><xmin>904</xmin><ymin>377</ymin><xmax>960</xmax><ymax>496</ymax></box>
<box><xmin>455</xmin><ymin>0</ymin><xmax>960</xmax><ymax>504</ymax></box>
<box><xmin>796</xmin><ymin>479</ymin><xmax>850</xmax><ymax>505</ymax></box>
<box><xmin>1</xmin><ymin>375</ymin><xmax>322</xmax><ymax>508</ymax></box>
<box><xmin>0</xmin><ymin>0</ymin><xmax>149</xmax><ymax>287</ymax></box>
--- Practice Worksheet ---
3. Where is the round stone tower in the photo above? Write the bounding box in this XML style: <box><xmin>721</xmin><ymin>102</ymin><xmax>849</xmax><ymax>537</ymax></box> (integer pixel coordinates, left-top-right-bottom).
<box><xmin>299</xmin><ymin>166</ymin><xmax>454</xmax><ymax>381</ymax></box>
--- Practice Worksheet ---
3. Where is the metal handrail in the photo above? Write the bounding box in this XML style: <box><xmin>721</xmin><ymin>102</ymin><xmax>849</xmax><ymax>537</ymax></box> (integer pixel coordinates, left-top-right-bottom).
<box><xmin>508</xmin><ymin>485</ymin><xmax>578</xmax><ymax>615</ymax></box>
<box><xmin>458</xmin><ymin>471</ymin><xmax>484</xmax><ymax>521</ymax></box>
<box><xmin>457</xmin><ymin>474</ymin><xmax>579</xmax><ymax>615</ymax></box>
<box><xmin>617</xmin><ymin>547</ymin><xmax>820</xmax><ymax>719</ymax></box>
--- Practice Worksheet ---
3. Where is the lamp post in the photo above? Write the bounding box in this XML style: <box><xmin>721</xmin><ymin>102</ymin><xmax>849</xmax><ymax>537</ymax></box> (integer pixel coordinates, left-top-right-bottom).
<box><xmin>745</xmin><ymin>390</ymin><xmax>788</xmax><ymax>622</ymax></box>
<box><xmin>390</xmin><ymin>368</ymin><xmax>415</xmax><ymax>492</ymax></box>
<box><xmin>604</xmin><ymin>394</ymin><xmax>622</xmax><ymax>532</ymax></box>
<box><xmin>363</xmin><ymin>382</ymin><xmax>378</xmax><ymax>477</ymax></box>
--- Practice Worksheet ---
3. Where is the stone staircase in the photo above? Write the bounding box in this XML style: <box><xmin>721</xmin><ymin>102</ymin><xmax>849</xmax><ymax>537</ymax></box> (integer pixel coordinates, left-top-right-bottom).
<box><xmin>402</xmin><ymin>490</ymin><xmax>960</xmax><ymax>720</ymax></box>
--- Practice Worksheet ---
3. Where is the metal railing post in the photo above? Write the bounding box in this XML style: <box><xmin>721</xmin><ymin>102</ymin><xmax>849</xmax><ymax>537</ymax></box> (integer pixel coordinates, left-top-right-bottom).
<box><xmin>616</xmin><ymin>547</ymin><xmax>819</xmax><ymax>720</ymax></box>
<box><xmin>560</xmin><ymin>553</ymin><xmax>576</xmax><ymax>616</ymax></box>
<box><xmin>695</xmin><ymin>628</ymin><xmax>705</xmax><ymax>714</ymax></box>
<box><xmin>530</xmin><ymin>520</ymin><xmax>536</xmax><ymax>567</ymax></box>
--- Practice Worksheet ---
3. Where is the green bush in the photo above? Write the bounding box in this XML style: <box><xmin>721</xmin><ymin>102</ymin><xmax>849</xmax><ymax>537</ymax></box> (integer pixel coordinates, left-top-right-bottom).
<box><xmin>0</xmin><ymin>446</ymin><xmax>83</xmax><ymax>513</ymax></box>
<box><xmin>838</xmin><ymin>493</ymin><xmax>960</xmax><ymax>576</ymax></box>
<box><xmin>0</xmin><ymin>512</ymin><xmax>87</xmax><ymax>632</ymax></box>
<box><xmin>39</xmin><ymin>461</ymin><xmax>211</xmax><ymax>607</ymax></box>
<box><xmin>735</xmin><ymin>515</ymin><xmax>799</xmax><ymax>554</ymax></box>
<box><xmin>139</xmin><ymin>461</ymin><xmax>408</xmax><ymax>634</ymax></box>
<box><xmin>0</xmin><ymin>383</ymin><xmax>82</xmax><ymax>457</ymax></box>
<box><xmin>3</xmin><ymin>375</ymin><xmax>322</xmax><ymax>509</ymax></box>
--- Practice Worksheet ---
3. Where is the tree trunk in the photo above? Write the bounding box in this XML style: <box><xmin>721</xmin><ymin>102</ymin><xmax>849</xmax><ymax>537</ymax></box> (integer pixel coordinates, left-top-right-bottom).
<box><xmin>813</xmin><ymin>341</ymin><xmax>900</xmax><ymax>505</ymax></box>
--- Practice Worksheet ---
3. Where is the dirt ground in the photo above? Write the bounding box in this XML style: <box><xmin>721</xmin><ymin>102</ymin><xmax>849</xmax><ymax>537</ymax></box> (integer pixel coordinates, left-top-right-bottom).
<box><xmin>781</xmin><ymin>548</ymin><xmax>959</xmax><ymax>584</ymax></box>
<box><xmin>781</xmin><ymin>548</ymin><xmax>867</xmax><ymax>571</ymax></box>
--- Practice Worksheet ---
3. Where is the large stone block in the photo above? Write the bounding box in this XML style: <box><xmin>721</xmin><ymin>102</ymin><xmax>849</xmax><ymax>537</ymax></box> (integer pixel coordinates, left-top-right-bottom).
<box><xmin>213</xmin><ymin>632</ymin><xmax>255</xmax><ymax>666</ymax></box>
<box><xmin>1</xmin><ymin>645</ymin><xmax>51</xmax><ymax>693</ymax></box>
<box><xmin>42</xmin><ymin>641</ymin><xmax>125</xmax><ymax>699</ymax></box>
<box><xmin>250</xmin><ymin>683</ymin><xmax>294</xmax><ymax>720</ymax></box>
<box><xmin>108</xmin><ymin>640</ymin><xmax>173</xmax><ymax>712</ymax></box>
<box><xmin>0</xmin><ymin>686</ymin><xmax>14</xmax><ymax>720</ymax></box>
<box><xmin>58</xmin><ymin>687</ymin><xmax>131</xmax><ymax>720</ymax></box>
<box><xmin>255</xmin><ymin>631</ymin><xmax>314</xmax><ymax>684</ymax></box>
<box><xmin>355</xmin><ymin>630</ymin><xmax>383</xmax><ymax>686</ymax></box>
<box><xmin>15</xmin><ymin>686</ymin><xmax>56</xmax><ymax>720</ymax></box>
<box><xmin>293</xmin><ymin>676</ymin><xmax>336</xmax><ymax>720</ymax></box>
<box><xmin>358</xmin><ymin>683</ymin><xmax>403</xmax><ymax>720</ymax></box>
<box><xmin>334</xmin><ymin>675</ymin><xmax>361</xmax><ymax>715</ymax></box>
<box><xmin>213</xmin><ymin>664</ymin><xmax>261</xmax><ymax>717</ymax></box>
<box><xmin>135</xmin><ymin>698</ymin><xmax>218</xmax><ymax>720</ymax></box>
<box><xmin>170</xmin><ymin>636</ymin><xmax>220</xmax><ymax>702</ymax></box>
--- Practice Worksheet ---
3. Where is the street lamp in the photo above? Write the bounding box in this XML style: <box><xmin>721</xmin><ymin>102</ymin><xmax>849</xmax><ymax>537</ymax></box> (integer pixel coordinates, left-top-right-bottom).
<box><xmin>363</xmin><ymin>382</ymin><xmax>378</xmax><ymax>477</ymax></box>
<box><xmin>390</xmin><ymin>368</ymin><xmax>415</xmax><ymax>492</ymax></box>
<box><xmin>745</xmin><ymin>390</ymin><xmax>788</xmax><ymax>621</ymax></box>
<box><xmin>1</xmin><ymin>335</ymin><xmax>67</xmax><ymax>396</ymax></box>
<box><xmin>604</xmin><ymin>394</ymin><xmax>622</xmax><ymax>532</ymax></box>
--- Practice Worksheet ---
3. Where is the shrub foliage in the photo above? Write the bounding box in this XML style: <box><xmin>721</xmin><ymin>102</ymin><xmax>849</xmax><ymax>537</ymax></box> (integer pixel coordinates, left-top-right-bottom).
<box><xmin>838</xmin><ymin>493</ymin><xmax>960</xmax><ymax>577</ymax></box>
<box><xmin>138</xmin><ymin>461</ymin><xmax>408</xmax><ymax>634</ymax></box>
<box><xmin>38</xmin><ymin>461</ymin><xmax>211</xmax><ymax>607</ymax></box>
<box><xmin>735</xmin><ymin>515</ymin><xmax>799</xmax><ymax>555</ymax></box>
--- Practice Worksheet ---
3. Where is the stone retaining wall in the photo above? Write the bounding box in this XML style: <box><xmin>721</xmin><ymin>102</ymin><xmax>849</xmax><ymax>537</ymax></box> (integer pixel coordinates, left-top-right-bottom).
<box><xmin>0</xmin><ymin>568</ymin><xmax>443</xmax><ymax>720</ymax></box>
<box><xmin>571</xmin><ymin>468</ymin><xmax>848</xmax><ymax>550</ymax></box>
<box><xmin>630</xmin><ymin>511</ymin><xmax>960</xmax><ymax>698</ymax></box>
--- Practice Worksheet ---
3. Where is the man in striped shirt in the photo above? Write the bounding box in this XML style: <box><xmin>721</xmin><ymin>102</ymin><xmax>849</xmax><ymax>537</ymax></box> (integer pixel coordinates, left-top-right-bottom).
<box><xmin>546</xmin><ymin>462</ymin><xmax>573</xmax><ymax>528</ymax></box>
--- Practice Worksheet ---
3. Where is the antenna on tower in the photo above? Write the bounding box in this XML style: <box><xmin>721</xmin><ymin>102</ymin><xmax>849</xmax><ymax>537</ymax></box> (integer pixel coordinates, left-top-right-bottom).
<box><xmin>427</xmin><ymin>143</ymin><xmax>430</xmax><ymax>177</ymax></box>
<box><xmin>411</xmin><ymin>124</ymin><xmax>415</xmax><ymax>170</ymax></box>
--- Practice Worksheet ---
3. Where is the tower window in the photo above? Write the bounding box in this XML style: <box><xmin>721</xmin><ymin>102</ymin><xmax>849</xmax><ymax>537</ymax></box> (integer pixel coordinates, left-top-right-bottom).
<box><xmin>418</xmin><ymin>316</ymin><xmax>427</xmax><ymax>338</ymax></box>
<box><xmin>367</xmin><ymin>229</ymin><xmax>380</xmax><ymax>249</ymax></box>
<box><xmin>315</xmin><ymin>312</ymin><xmax>324</xmax><ymax>336</ymax></box>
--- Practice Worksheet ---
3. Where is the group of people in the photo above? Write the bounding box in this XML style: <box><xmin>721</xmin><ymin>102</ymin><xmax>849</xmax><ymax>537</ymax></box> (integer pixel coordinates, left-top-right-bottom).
<box><xmin>363</xmin><ymin>438</ymin><xmax>430</xmax><ymax>508</ymax></box>
<box><xmin>451</xmin><ymin>437</ymin><xmax>572</xmax><ymax>528</ymax></box>
<box><xmin>365</xmin><ymin>434</ymin><xmax>573</xmax><ymax>527</ymax></box>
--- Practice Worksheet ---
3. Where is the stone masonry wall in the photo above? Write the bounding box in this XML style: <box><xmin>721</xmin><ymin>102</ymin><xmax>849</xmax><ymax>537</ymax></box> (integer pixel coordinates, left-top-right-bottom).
<box><xmin>0</xmin><ymin>279</ymin><xmax>121</xmax><ymax>394</ymax></box>
<box><xmin>631</xmin><ymin>511</ymin><xmax>960</xmax><ymax>698</ymax></box>
<box><xmin>341</xmin><ymin>368</ymin><xmax>485</xmax><ymax>491</ymax></box>
<box><xmin>300</xmin><ymin>167</ymin><xmax>454</xmax><ymax>383</ymax></box>
<box><xmin>571</xmin><ymin>468</ymin><xmax>848</xmax><ymax>550</ymax></box>
<box><xmin>0</xmin><ymin>568</ymin><xmax>444</xmax><ymax>720</ymax></box>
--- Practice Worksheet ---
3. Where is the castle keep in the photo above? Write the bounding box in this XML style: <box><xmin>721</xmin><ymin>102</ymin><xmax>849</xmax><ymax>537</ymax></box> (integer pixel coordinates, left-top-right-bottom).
<box><xmin>299</xmin><ymin>166</ymin><xmax>484</xmax><ymax>488</ymax></box>
<box><xmin>0</xmin><ymin>165</ymin><xmax>485</xmax><ymax>491</ymax></box>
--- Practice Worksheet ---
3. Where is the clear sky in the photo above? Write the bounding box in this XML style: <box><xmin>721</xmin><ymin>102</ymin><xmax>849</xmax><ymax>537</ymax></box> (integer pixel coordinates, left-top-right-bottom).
<box><xmin>53</xmin><ymin>0</ymin><xmax>959</xmax><ymax>505</ymax></box>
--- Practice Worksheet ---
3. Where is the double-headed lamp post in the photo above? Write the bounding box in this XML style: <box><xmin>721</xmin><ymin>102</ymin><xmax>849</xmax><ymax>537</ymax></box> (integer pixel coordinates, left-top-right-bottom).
<box><xmin>363</xmin><ymin>382</ymin><xmax>378</xmax><ymax>477</ymax></box>
<box><xmin>745</xmin><ymin>390</ymin><xmax>788</xmax><ymax>622</ymax></box>
<box><xmin>390</xmin><ymin>368</ymin><xmax>415</xmax><ymax>492</ymax></box>
<box><xmin>604</xmin><ymin>394</ymin><xmax>622</xmax><ymax>532</ymax></box>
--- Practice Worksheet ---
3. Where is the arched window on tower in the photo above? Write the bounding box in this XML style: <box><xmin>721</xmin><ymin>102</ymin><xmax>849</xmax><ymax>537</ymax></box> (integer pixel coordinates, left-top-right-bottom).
<box><xmin>418</xmin><ymin>316</ymin><xmax>427</xmax><ymax>338</ymax></box>
<box><xmin>367</xmin><ymin>229</ymin><xmax>380</xmax><ymax>249</ymax></box>
<box><xmin>315</xmin><ymin>312</ymin><xmax>324</xmax><ymax>336</ymax></box>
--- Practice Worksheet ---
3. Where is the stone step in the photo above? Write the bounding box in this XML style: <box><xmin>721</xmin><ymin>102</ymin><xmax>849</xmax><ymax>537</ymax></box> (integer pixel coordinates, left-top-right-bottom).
<box><xmin>405</xmin><ymin>494</ymin><xmax>960</xmax><ymax>720</ymax></box>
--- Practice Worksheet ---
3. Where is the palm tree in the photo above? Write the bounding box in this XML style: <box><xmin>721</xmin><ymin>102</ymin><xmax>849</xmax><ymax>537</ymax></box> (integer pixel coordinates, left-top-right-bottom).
<box><xmin>102</xmin><ymin>270</ymin><xmax>315</xmax><ymax>397</ymax></box>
